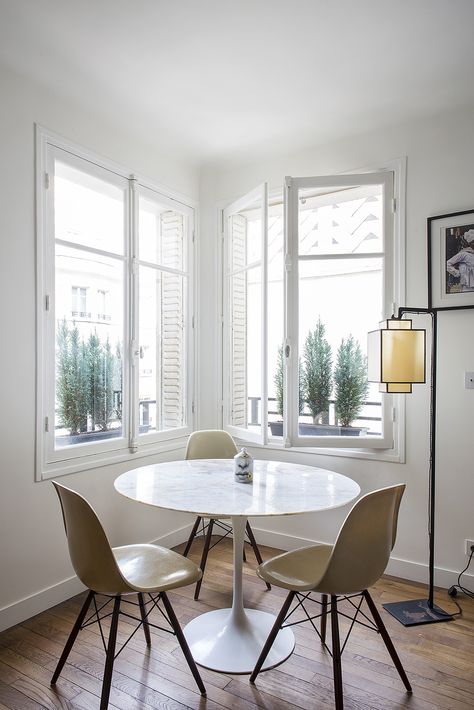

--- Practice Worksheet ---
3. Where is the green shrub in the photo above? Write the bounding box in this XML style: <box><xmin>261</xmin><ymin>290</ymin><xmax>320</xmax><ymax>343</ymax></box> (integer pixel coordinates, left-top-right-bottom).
<box><xmin>56</xmin><ymin>321</ymin><xmax>121</xmax><ymax>435</ymax></box>
<box><xmin>303</xmin><ymin>319</ymin><xmax>332</xmax><ymax>424</ymax></box>
<box><xmin>334</xmin><ymin>336</ymin><xmax>369</xmax><ymax>427</ymax></box>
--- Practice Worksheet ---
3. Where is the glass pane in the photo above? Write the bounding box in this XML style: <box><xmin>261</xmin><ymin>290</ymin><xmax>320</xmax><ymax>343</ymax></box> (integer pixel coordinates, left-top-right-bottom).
<box><xmin>139</xmin><ymin>196</ymin><xmax>186</xmax><ymax>271</ymax></box>
<box><xmin>298</xmin><ymin>184</ymin><xmax>383</xmax><ymax>256</ymax></box>
<box><xmin>267</xmin><ymin>202</ymin><xmax>285</xmax><ymax>437</ymax></box>
<box><xmin>55</xmin><ymin>245</ymin><xmax>124</xmax><ymax>448</ymax></box>
<box><xmin>228</xmin><ymin>201</ymin><xmax>262</xmax><ymax>270</ymax></box>
<box><xmin>55</xmin><ymin>160</ymin><xmax>125</xmax><ymax>255</ymax></box>
<box><xmin>229</xmin><ymin>265</ymin><xmax>262</xmax><ymax>432</ymax></box>
<box><xmin>139</xmin><ymin>266</ymin><xmax>186</xmax><ymax>434</ymax></box>
<box><xmin>298</xmin><ymin>257</ymin><xmax>383</xmax><ymax>437</ymax></box>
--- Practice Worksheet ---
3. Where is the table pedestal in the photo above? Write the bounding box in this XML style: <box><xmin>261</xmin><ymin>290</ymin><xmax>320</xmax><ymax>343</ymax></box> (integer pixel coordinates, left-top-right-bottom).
<box><xmin>183</xmin><ymin>516</ymin><xmax>295</xmax><ymax>674</ymax></box>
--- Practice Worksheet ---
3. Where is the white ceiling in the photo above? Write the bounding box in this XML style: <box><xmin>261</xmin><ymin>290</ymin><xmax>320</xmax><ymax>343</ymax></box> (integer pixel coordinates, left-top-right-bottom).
<box><xmin>1</xmin><ymin>0</ymin><xmax>474</xmax><ymax>168</ymax></box>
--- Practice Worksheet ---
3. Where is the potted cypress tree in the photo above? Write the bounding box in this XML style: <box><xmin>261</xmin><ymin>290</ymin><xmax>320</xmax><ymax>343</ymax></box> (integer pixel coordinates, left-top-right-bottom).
<box><xmin>302</xmin><ymin>319</ymin><xmax>332</xmax><ymax>430</ymax></box>
<box><xmin>269</xmin><ymin>344</ymin><xmax>305</xmax><ymax>436</ymax></box>
<box><xmin>56</xmin><ymin>322</ymin><xmax>122</xmax><ymax>445</ymax></box>
<box><xmin>334</xmin><ymin>335</ymin><xmax>369</xmax><ymax>436</ymax></box>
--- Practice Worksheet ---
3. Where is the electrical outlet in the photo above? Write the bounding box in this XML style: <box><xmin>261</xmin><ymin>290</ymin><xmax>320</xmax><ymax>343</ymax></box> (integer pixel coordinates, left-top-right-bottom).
<box><xmin>465</xmin><ymin>539</ymin><xmax>474</xmax><ymax>555</ymax></box>
<box><xmin>465</xmin><ymin>373</ymin><xmax>474</xmax><ymax>389</ymax></box>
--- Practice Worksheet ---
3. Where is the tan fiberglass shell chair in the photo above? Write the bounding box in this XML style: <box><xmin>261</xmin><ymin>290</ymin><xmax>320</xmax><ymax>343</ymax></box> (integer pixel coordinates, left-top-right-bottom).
<box><xmin>182</xmin><ymin>429</ymin><xmax>270</xmax><ymax>599</ymax></box>
<box><xmin>250</xmin><ymin>484</ymin><xmax>411</xmax><ymax>710</ymax></box>
<box><xmin>51</xmin><ymin>482</ymin><xmax>206</xmax><ymax>709</ymax></box>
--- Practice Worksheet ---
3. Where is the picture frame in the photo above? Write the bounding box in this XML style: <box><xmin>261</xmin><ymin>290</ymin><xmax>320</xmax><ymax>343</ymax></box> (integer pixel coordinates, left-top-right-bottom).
<box><xmin>428</xmin><ymin>208</ymin><xmax>474</xmax><ymax>309</ymax></box>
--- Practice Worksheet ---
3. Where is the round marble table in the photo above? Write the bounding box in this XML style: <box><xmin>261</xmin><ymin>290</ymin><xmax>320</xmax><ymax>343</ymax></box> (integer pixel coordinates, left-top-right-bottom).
<box><xmin>115</xmin><ymin>459</ymin><xmax>360</xmax><ymax>674</ymax></box>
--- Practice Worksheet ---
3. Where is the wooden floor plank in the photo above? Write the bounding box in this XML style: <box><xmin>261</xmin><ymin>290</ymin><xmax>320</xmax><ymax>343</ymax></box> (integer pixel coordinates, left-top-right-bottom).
<box><xmin>0</xmin><ymin>538</ymin><xmax>473</xmax><ymax>709</ymax></box>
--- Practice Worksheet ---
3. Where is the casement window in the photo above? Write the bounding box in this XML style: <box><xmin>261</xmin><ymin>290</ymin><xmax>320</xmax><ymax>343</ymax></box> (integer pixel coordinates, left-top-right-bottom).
<box><xmin>222</xmin><ymin>166</ymin><xmax>404</xmax><ymax>455</ymax></box>
<box><xmin>36</xmin><ymin>127</ymin><xmax>195</xmax><ymax>478</ymax></box>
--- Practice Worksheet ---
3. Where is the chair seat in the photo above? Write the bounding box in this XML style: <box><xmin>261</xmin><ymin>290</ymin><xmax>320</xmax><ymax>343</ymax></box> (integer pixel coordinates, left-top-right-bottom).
<box><xmin>113</xmin><ymin>544</ymin><xmax>202</xmax><ymax>593</ymax></box>
<box><xmin>257</xmin><ymin>544</ymin><xmax>333</xmax><ymax>591</ymax></box>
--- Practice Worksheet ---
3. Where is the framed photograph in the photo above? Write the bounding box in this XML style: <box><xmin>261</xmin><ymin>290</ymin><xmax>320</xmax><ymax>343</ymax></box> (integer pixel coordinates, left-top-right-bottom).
<box><xmin>428</xmin><ymin>208</ymin><xmax>474</xmax><ymax>309</ymax></box>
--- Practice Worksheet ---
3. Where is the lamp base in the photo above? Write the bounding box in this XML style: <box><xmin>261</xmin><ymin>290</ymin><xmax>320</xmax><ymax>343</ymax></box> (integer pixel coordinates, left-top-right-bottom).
<box><xmin>382</xmin><ymin>598</ymin><xmax>453</xmax><ymax>626</ymax></box>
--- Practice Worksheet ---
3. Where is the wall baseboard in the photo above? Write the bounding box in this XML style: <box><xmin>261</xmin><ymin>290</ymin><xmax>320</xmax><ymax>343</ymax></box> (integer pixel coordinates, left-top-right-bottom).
<box><xmin>0</xmin><ymin>523</ymin><xmax>191</xmax><ymax>633</ymax></box>
<box><xmin>253</xmin><ymin>525</ymin><xmax>474</xmax><ymax>594</ymax></box>
<box><xmin>1</xmin><ymin>523</ymin><xmax>471</xmax><ymax>632</ymax></box>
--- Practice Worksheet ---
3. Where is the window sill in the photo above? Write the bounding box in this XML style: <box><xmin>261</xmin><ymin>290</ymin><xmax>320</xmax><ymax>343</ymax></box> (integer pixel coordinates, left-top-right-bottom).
<box><xmin>37</xmin><ymin>436</ymin><xmax>189</xmax><ymax>481</ymax></box>
<box><xmin>234</xmin><ymin>438</ymin><xmax>403</xmax><ymax>464</ymax></box>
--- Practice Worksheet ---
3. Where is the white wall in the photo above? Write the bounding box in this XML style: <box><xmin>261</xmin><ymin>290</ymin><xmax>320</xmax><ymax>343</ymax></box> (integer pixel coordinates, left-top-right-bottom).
<box><xmin>0</xmin><ymin>65</ymin><xmax>197</xmax><ymax>631</ymax></box>
<box><xmin>198</xmin><ymin>105</ymin><xmax>474</xmax><ymax>592</ymax></box>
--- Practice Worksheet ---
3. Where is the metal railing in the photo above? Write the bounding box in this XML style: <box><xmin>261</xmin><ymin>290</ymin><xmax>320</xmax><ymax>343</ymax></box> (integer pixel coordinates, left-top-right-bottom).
<box><xmin>248</xmin><ymin>396</ymin><xmax>382</xmax><ymax>432</ymax></box>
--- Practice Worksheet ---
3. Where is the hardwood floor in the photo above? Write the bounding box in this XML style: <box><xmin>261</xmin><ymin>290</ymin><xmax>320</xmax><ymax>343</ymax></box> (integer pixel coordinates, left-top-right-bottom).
<box><xmin>0</xmin><ymin>538</ymin><xmax>473</xmax><ymax>709</ymax></box>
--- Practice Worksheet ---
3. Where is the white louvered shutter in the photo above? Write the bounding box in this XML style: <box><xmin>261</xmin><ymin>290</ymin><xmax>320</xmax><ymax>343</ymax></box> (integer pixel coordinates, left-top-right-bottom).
<box><xmin>230</xmin><ymin>214</ymin><xmax>247</xmax><ymax>426</ymax></box>
<box><xmin>160</xmin><ymin>211</ymin><xmax>185</xmax><ymax>429</ymax></box>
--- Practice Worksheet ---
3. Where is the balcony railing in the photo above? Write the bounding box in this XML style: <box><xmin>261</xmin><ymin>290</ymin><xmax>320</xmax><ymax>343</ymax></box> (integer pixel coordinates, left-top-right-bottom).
<box><xmin>248</xmin><ymin>396</ymin><xmax>382</xmax><ymax>434</ymax></box>
<box><xmin>71</xmin><ymin>310</ymin><xmax>92</xmax><ymax>319</ymax></box>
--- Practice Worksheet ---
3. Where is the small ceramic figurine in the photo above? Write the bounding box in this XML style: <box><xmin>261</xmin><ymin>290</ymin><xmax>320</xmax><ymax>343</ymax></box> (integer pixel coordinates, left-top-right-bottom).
<box><xmin>234</xmin><ymin>447</ymin><xmax>253</xmax><ymax>484</ymax></box>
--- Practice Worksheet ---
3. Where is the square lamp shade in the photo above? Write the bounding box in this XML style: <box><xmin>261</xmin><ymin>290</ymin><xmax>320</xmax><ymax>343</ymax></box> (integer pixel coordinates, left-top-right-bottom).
<box><xmin>368</xmin><ymin>319</ymin><xmax>426</xmax><ymax>393</ymax></box>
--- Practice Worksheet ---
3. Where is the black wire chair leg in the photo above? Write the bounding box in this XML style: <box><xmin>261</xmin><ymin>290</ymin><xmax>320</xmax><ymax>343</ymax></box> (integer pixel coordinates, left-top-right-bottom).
<box><xmin>363</xmin><ymin>590</ymin><xmax>412</xmax><ymax>692</ymax></box>
<box><xmin>249</xmin><ymin>591</ymin><xmax>295</xmax><ymax>684</ymax></box>
<box><xmin>51</xmin><ymin>590</ymin><xmax>94</xmax><ymax>684</ymax></box>
<box><xmin>330</xmin><ymin>595</ymin><xmax>344</xmax><ymax>710</ymax></box>
<box><xmin>246</xmin><ymin>522</ymin><xmax>271</xmax><ymax>590</ymax></box>
<box><xmin>183</xmin><ymin>516</ymin><xmax>202</xmax><ymax>557</ymax></box>
<box><xmin>161</xmin><ymin>592</ymin><xmax>206</xmax><ymax>695</ymax></box>
<box><xmin>100</xmin><ymin>595</ymin><xmax>121</xmax><ymax>710</ymax></box>
<box><xmin>194</xmin><ymin>518</ymin><xmax>214</xmax><ymax>600</ymax></box>
<box><xmin>138</xmin><ymin>593</ymin><xmax>151</xmax><ymax>646</ymax></box>
<box><xmin>320</xmin><ymin>593</ymin><xmax>328</xmax><ymax>644</ymax></box>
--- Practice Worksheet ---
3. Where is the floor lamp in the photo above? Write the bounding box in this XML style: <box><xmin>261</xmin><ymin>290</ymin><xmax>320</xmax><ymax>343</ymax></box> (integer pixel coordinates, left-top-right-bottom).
<box><xmin>368</xmin><ymin>307</ymin><xmax>454</xmax><ymax>625</ymax></box>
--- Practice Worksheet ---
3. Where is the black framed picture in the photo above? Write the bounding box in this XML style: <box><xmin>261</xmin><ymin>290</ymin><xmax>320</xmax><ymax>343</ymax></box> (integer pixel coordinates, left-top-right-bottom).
<box><xmin>428</xmin><ymin>209</ymin><xmax>474</xmax><ymax>309</ymax></box>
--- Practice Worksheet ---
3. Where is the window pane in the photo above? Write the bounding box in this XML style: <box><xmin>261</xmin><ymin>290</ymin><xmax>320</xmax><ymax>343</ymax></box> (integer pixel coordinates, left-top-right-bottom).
<box><xmin>298</xmin><ymin>257</ymin><xmax>383</xmax><ymax>437</ymax></box>
<box><xmin>55</xmin><ymin>160</ymin><xmax>125</xmax><ymax>255</ymax></box>
<box><xmin>139</xmin><ymin>266</ymin><xmax>186</xmax><ymax>433</ymax></box>
<box><xmin>139</xmin><ymin>196</ymin><xmax>185</xmax><ymax>271</ymax></box>
<box><xmin>55</xmin><ymin>245</ymin><xmax>124</xmax><ymax>448</ymax></box>
<box><xmin>267</xmin><ymin>202</ymin><xmax>285</xmax><ymax>437</ymax></box>
<box><xmin>229</xmin><ymin>266</ymin><xmax>262</xmax><ymax>432</ymax></box>
<box><xmin>229</xmin><ymin>265</ymin><xmax>262</xmax><ymax>431</ymax></box>
<box><xmin>298</xmin><ymin>184</ymin><xmax>383</xmax><ymax>256</ymax></box>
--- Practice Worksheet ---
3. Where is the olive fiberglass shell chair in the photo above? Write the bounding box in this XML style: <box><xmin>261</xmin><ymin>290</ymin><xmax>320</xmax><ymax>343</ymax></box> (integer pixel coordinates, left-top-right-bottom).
<box><xmin>51</xmin><ymin>482</ymin><xmax>206</xmax><ymax>709</ymax></box>
<box><xmin>250</xmin><ymin>484</ymin><xmax>411</xmax><ymax>710</ymax></box>
<box><xmin>182</xmin><ymin>429</ymin><xmax>270</xmax><ymax>599</ymax></box>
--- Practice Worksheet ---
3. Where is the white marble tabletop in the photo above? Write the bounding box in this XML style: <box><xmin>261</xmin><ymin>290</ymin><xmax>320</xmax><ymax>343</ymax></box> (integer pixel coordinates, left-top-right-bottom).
<box><xmin>114</xmin><ymin>459</ymin><xmax>360</xmax><ymax>518</ymax></box>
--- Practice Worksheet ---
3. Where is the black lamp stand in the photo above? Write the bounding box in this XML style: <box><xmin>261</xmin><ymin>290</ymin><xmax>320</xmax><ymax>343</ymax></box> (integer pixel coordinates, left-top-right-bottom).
<box><xmin>382</xmin><ymin>306</ymin><xmax>454</xmax><ymax>626</ymax></box>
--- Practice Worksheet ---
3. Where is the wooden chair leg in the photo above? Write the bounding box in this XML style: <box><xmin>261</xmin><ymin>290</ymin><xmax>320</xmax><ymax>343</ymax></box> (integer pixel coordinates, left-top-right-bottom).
<box><xmin>51</xmin><ymin>590</ymin><xmax>94</xmax><ymax>684</ymax></box>
<box><xmin>320</xmin><ymin>593</ymin><xmax>328</xmax><ymax>644</ymax></box>
<box><xmin>249</xmin><ymin>591</ymin><xmax>295</xmax><ymax>684</ymax></box>
<box><xmin>100</xmin><ymin>595</ymin><xmax>121</xmax><ymax>710</ymax></box>
<box><xmin>161</xmin><ymin>592</ymin><xmax>206</xmax><ymax>695</ymax></box>
<box><xmin>330</xmin><ymin>595</ymin><xmax>344</xmax><ymax>710</ymax></box>
<box><xmin>138</xmin><ymin>593</ymin><xmax>151</xmax><ymax>646</ymax></box>
<box><xmin>246</xmin><ymin>522</ymin><xmax>271</xmax><ymax>590</ymax></box>
<box><xmin>363</xmin><ymin>590</ymin><xmax>412</xmax><ymax>692</ymax></box>
<box><xmin>183</xmin><ymin>516</ymin><xmax>202</xmax><ymax>557</ymax></box>
<box><xmin>194</xmin><ymin>518</ymin><xmax>214</xmax><ymax>600</ymax></box>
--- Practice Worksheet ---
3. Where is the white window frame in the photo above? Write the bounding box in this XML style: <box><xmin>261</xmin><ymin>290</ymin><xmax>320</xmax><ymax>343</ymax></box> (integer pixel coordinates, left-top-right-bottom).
<box><xmin>36</xmin><ymin>125</ymin><xmax>196</xmax><ymax>480</ymax></box>
<box><xmin>133</xmin><ymin>183</ymin><xmax>195</xmax><ymax>449</ymax></box>
<box><xmin>286</xmin><ymin>171</ymin><xmax>394</xmax><ymax>449</ymax></box>
<box><xmin>220</xmin><ymin>159</ymin><xmax>407</xmax><ymax>462</ymax></box>
<box><xmin>222</xmin><ymin>184</ymin><xmax>268</xmax><ymax>444</ymax></box>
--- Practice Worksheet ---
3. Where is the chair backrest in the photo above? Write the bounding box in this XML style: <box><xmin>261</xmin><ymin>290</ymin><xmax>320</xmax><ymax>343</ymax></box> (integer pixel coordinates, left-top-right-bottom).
<box><xmin>185</xmin><ymin>429</ymin><xmax>238</xmax><ymax>460</ymax></box>
<box><xmin>53</xmin><ymin>482</ymin><xmax>129</xmax><ymax>595</ymax></box>
<box><xmin>317</xmin><ymin>484</ymin><xmax>405</xmax><ymax>595</ymax></box>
